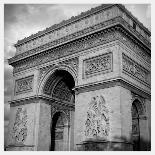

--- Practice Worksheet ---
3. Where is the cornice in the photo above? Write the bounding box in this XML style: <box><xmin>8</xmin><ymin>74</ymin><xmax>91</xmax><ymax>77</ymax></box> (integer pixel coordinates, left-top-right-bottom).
<box><xmin>9</xmin><ymin>94</ymin><xmax>74</xmax><ymax>108</ymax></box>
<box><xmin>14</xmin><ymin>4</ymin><xmax>150</xmax><ymax>47</ymax></box>
<box><xmin>9</xmin><ymin>18</ymin><xmax>150</xmax><ymax>67</ymax></box>
<box><xmin>14</xmin><ymin>4</ymin><xmax>114</xmax><ymax>46</ymax></box>
<box><xmin>74</xmin><ymin>77</ymin><xmax>151</xmax><ymax>99</ymax></box>
<box><xmin>117</xmin><ymin>4</ymin><xmax>150</xmax><ymax>35</ymax></box>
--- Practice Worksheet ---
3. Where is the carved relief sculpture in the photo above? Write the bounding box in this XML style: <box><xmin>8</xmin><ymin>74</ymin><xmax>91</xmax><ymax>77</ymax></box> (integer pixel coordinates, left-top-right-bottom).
<box><xmin>122</xmin><ymin>53</ymin><xmax>149</xmax><ymax>84</ymax></box>
<box><xmin>12</xmin><ymin>108</ymin><xmax>28</xmax><ymax>144</ymax></box>
<box><xmin>84</xmin><ymin>51</ymin><xmax>112</xmax><ymax>78</ymax></box>
<box><xmin>15</xmin><ymin>75</ymin><xmax>34</xmax><ymax>95</ymax></box>
<box><xmin>85</xmin><ymin>95</ymin><xmax>110</xmax><ymax>139</ymax></box>
<box><xmin>52</xmin><ymin>80</ymin><xmax>73</xmax><ymax>102</ymax></box>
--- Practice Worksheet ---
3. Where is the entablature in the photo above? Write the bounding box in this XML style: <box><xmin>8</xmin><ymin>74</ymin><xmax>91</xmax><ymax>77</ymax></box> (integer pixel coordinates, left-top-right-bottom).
<box><xmin>10</xmin><ymin>24</ymin><xmax>150</xmax><ymax>76</ymax></box>
<box><xmin>8</xmin><ymin>4</ymin><xmax>151</xmax><ymax>66</ymax></box>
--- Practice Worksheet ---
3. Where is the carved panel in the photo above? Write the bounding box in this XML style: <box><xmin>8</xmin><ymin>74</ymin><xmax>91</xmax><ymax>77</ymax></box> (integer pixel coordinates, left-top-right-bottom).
<box><xmin>12</xmin><ymin>26</ymin><xmax>150</xmax><ymax>74</ymax></box>
<box><xmin>52</xmin><ymin>80</ymin><xmax>73</xmax><ymax>102</ymax></box>
<box><xmin>83</xmin><ymin>51</ymin><xmax>112</xmax><ymax>78</ymax></box>
<box><xmin>12</xmin><ymin>108</ymin><xmax>28</xmax><ymax>144</ymax></box>
<box><xmin>15</xmin><ymin>75</ymin><xmax>34</xmax><ymax>95</ymax></box>
<box><xmin>85</xmin><ymin>95</ymin><xmax>110</xmax><ymax>139</ymax></box>
<box><xmin>13</xmin><ymin>30</ymin><xmax>116</xmax><ymax>73</ymax></box>
<box><xmin>122</xmin><ymin>53</ymin><xmax>149</xmax><ymax>84</ymax></box>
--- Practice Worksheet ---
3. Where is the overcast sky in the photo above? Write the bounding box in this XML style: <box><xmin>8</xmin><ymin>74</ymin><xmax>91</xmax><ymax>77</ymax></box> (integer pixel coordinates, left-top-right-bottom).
<box><xmin>4</xmin><ymin>3</ymin><xmax>151</xmax><ymax>145</ymax></box>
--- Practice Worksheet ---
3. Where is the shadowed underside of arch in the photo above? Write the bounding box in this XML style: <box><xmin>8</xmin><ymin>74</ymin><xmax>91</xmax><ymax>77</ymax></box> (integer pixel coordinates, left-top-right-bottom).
<box><xmin>43</xmin><ymin>69</ymin><xmax>75</xmax><ymax>102</ymax></box>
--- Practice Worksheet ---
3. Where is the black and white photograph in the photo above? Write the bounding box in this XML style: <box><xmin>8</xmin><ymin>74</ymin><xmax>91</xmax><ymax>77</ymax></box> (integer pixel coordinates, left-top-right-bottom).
<box><xmin>3</xmin><ymin>0</ymin><xmax>151</xmax><ymax>151</ymax></box>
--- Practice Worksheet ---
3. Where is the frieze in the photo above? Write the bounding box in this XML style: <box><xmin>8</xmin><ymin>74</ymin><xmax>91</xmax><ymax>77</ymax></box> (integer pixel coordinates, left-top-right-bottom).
<box><xmin>15</xmin><ymin>75</ymin><xmax>34</xmax><ymax>95</ymax></box>
<box><xmin>122</xmin><ymin>53</ymin><xmax>149</xmax><ymax>84</ymax></box>
<box><xmin>9</xmin><ymin>13</ymin><xmax>150</xmax><ymax>67</ymax></box>
<box><xmin>12</xmin><ymin>25</ymin><xmax>150</xmax><ymax>74</ymax></box>
<box><xmin>14</xmin><ymin>4</ymin><xmax>150</xmax><ymax>55</ymax></box>
<box><xmin>15</xmin><ymin>6</ymin><xmax>119</xmax><ymax>54</ymax></box>
<box><xmin>11</xmin><ymin>17</ymin><xmax>119</xmax><ymax>65</ymax></box>
<box><xmin>12</xmin><ymin>108</ymin><xmax>28</xmax><ymax>144</ymax></box>
<box><xmin>85</xmin><ymin>95</ymin><xmax>110</xmax><ymax>139</ymax></box>
<box><xmin>13</xmin><ymin>29</ymin><xmax>117</xmax><ymax>73</ymax></box>
<box><xmin>83</xmin><ymin>51</ymin><xmax>112</xmax><ymax>78</ymax></box>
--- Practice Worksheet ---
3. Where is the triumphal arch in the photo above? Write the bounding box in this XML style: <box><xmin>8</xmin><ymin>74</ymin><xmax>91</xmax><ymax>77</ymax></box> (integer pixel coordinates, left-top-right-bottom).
<box><xmin>6</xmin><ymin>4</ymin><xmax>151</xmax><ymax>151</ymax></box>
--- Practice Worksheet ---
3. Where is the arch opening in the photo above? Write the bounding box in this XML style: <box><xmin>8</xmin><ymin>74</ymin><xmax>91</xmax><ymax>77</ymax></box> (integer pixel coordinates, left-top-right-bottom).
<box><xmin>44</xmin><ymin>69</ymin><xmax>75</xmax><ymax>151</ymax></box>
<box><xmin>132</xmin><ymin>99</ymin><xmax>141</xmax><ymax>151</ymax></box>
<box><xmin>50</xmin><ymin>111</ymin><xmax>68</xmax><ymax>151</ymax></box>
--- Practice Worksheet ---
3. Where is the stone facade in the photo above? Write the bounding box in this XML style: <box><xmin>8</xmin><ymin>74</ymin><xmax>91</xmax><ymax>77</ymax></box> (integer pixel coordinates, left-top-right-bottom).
<box><xmin>7</xmin><ymin>4</ymin><xmax>151</xmax><ymax>151</ymax></box>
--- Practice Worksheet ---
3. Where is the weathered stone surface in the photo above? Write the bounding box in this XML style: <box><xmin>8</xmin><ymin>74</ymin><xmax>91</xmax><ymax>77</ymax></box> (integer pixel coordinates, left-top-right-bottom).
<box><xmin>7</xmin><ymin>4</ymin><xmax>151</xmax><ymax>151</ymax></box>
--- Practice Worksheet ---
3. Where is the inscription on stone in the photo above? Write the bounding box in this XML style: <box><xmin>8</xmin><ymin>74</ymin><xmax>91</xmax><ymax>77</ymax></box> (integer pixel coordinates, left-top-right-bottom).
<box><xmin>15</xmin><ymin>75</ymin><xmax>34</xmax><ymax>95</ymax></box>
<box><xmin>83</xmin><ymin>51</ymin><xmax>112</xmax><ymax>78</ymax></box>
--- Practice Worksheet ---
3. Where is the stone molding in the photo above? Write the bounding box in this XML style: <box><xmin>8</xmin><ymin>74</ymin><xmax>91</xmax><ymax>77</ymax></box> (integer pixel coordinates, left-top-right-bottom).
<box><xmin>15</xmin><ymin>75</ymin><xmax>34</xmax><ymax>95</ymax></box>
<box><xmin>13</xmin><ymin>4</ymin><xmax>150</xmax><ymax>55</ymax></box>
<box><xmin>9</xmin><ymin>16</ymin><xmax>150</xmax><ymax>66</ymax></box>
<box><xmin>74</xmin><ymin>78</ymin><xmax>150</xmax><ymax>98</ymax></box>
<box><xmin>15</xmin><ymin>5</ymin><xmax>119</xmax><ymax>54</ymax></box>
<box><xmin>11</xmin><ymin>26</ymin><xmax>150</xmax><ymax>76</ymax></box>
<box><xmin>83</xmin><ymin>51</ymin><xmax>113</xmax><ymax>79</ymax></box>
<box><xmin>9</xmin><ymin>95</ymin><xmax>75</xmax><ymax>109</ymax></box>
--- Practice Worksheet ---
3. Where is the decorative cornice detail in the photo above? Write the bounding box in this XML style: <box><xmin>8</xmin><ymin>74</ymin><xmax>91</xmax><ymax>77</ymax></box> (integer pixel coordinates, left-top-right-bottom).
<box><xmin>15</xmin><ymin>4</ymin><xmax>114</xmax><ymax>46</ymax></box>
<box><xmin>14</xmin><ymin>5</ymin><xmax>119</xmax><ymax>54</ymax></box>
<box><xmin>14</xmin><ymin>4</ymin><xmax>150</xmax><ymax>53</ymax></box>
<box><xmin>74</xmin><ymin>78</ymin><xmax>150</xmax><ymax>98</ymax></box>
<box><xmin>9</xmin><ymin>15</ymin><xmax>150</xmax><ymax>66</ymax></box>
<box><xmin>12</xmin><ymin>25</ymin><xmax>150</xmax><ymax>75</ymax></box>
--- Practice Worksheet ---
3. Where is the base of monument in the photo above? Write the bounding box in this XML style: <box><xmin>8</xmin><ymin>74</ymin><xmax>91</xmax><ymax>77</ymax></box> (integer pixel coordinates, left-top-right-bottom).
<box><xmin>76</xmin><ymin>140</ymin><xmax>133</xmax><ymax>151</ymax></box>
<box><xmin>5</xmin><ymin>145</ymin><xmax>35</xmax><ymax>151</ymax></box>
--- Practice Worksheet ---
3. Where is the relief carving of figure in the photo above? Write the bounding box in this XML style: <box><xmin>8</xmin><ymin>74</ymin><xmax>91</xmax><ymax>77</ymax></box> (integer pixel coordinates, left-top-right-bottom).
<box><xmin>85</xmin><ymin>95</ymin><xmax>109</xmax><ymax>139</ymax></box>
<box><xmin>12</xmin><ymin>108</ymin><xmax>28</xmax><ymax>143</ymax></box>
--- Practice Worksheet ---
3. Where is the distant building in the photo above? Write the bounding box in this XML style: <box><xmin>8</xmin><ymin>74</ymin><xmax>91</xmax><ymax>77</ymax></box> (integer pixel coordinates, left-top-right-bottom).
<box><xmin>6</xmin><ymin>4</ymin><xmax>151</xmax><ymax>151</ymax></box>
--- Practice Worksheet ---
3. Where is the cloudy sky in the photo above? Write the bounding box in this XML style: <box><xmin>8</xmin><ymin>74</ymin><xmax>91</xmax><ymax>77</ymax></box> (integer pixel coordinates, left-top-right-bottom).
<box><xmin>4</xmin><ymin>3</ymin><xmax>151</xmax><ymax>145</ymax></box>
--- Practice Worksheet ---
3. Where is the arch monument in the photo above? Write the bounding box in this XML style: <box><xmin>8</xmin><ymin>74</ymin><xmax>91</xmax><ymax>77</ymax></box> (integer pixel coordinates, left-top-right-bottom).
<box><xmin>6</xmin><ymin>4</ymin><xmax>151</xmax><ymax>151</ymax></box>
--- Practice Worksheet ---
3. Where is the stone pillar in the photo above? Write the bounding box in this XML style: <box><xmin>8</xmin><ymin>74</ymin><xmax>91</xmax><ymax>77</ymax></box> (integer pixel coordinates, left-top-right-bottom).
<box><xmin>6</xmin><ymin>101</ymin><xmax>40</xmax><ymax>151</ymax></box>
<box><xmin>74</xmin><ymin>85</ymin><xmax>132</xmax><ymax>151</ymax></box>
<box><xmin>37</xmin><ymin>100</ymin><xmax>52</xmax><ymax>151</ymax></box>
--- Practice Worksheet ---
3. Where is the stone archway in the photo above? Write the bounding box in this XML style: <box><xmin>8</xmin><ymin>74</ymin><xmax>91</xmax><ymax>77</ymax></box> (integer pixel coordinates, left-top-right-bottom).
<box><xmin>131</xmin><ymin>99</ymin><xmax>146</xmax><ymax>151</ymax></box>
<box><xmin>40</xmin><ymin>69</ymin><xmax>75</xmax><ymax>151</ymax></box>
<box><xmin>50</xmin><ymin>111</ymin><xmax>69</xmax><ymax>151</ymax></box>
